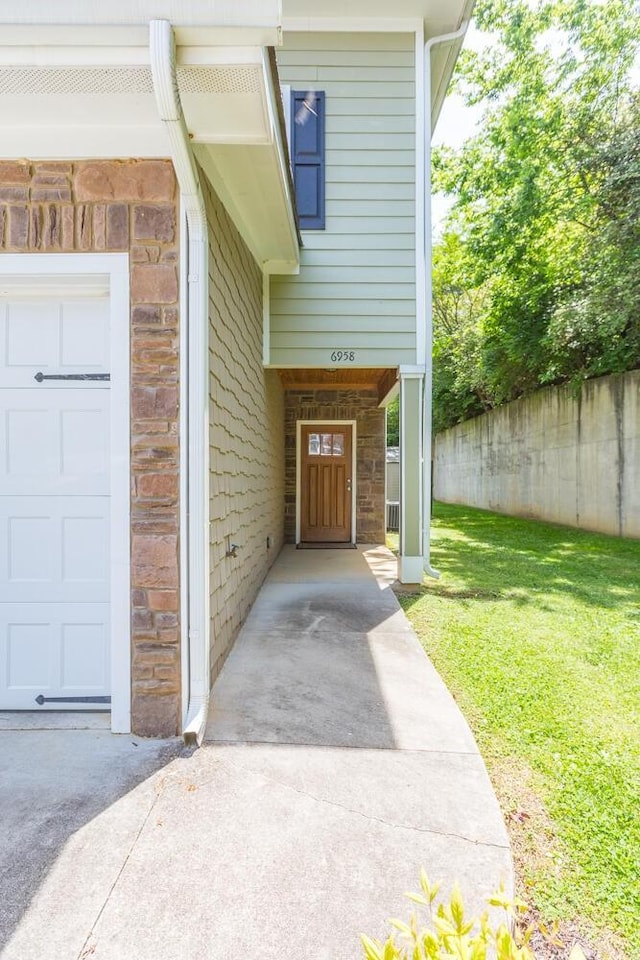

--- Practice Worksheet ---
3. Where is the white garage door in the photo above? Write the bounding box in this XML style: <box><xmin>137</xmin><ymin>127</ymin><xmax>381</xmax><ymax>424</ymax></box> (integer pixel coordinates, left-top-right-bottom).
<box><xmin>0</xmin><ymin>290</ymin><xmax>111</xmax><ymax>710</ymax></box>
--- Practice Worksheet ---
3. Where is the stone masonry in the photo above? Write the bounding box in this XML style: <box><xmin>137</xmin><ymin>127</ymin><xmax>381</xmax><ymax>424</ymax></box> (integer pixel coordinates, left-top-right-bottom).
<box><xmin>284</xmin><ymin>389</ymin><xmax>386</xmax><ymax>543</ymax></box>
<box><xmin>0</xmin><ymin>159</ymin><xmax>181</xmax><ymax>737</ymax></box>
<box><xmin>204</xmin><ymin>177</ymin><xmax>285</xmax><ymax>690</ymax></box>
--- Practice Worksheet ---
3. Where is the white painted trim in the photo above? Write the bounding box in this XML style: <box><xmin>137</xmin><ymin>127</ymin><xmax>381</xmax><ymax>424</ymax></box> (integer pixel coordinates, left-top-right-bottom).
<box><xmin>0</xmin><ymin>252</ymin><xmax>131</xmax><ymax>733</ymax></box>
<box><xmin>0</xmin><ymin>274</ymin><xmax>109</xmax><ymax>297</ymax></box>
<box><xmin>0</xmin><ymin>128</ymin><xmax>171</xmax><ymax>162</ymax></box>
<box><xmin>283</xmin><ymin>17</ymin><xmax>423</xmax><ymax>32</ymax></box>
<box><xmin>379</xmin><ymin>377</ymin><xmax>399</xmax><ymax>408</ymax></box>
<box><xmin>295</xmin><ymin>419</ymin><xmax>357</xmax><ymax>545</ymax></box>
<box><xmin>398</xmin><ymin>555</ymin><xmax>423</xmax><ymax>583</ymax></box>
<box><xmin>150</xmin><ymin>19</ymin><xmax>210</xmax><ymax>742</ymax></box>
<box><xmin>0</xmin><ymin>44</ymin><xmax>268</xmax><ymax>67</ymax></box>
<box><xmin>280</xmin><ymin>83</ymin><xmax>292</xmax><ymax>160</ymax></box>
<box><xmin>263</xmin><ymin>259</ymin><xmax>299</xmax><ymax>276</ymax></box>
<box><xmin>0</xmin><ymin>46</ymin><xmax>151</xmax><ymax>66</ymax></box>
<box><xmin>262</xmin><ymin>272</ymin><xmax>271</xmax><ymax>366</ymax></box>
<box><xmin>399</xmin><ymin>375</ymin><xmax>407</xmax><ymax>561</ymax></box>
<box><xmin>398</xmin><ymin>372</ymin><xmax>423</xmax><ymax>585</ymax></box>
<box><xmin>414</xmin><ymin>23</ymin><xmax>426</xmax><ymax>367</ymax></box>
<box><xmin>179</xmin><ymin>209</ymin><xmax>190</xmax><ymax>730</ymax></box>
<box><xmin>262</xmin><ymin>50</ymin><xmax>300</xmax><ymax>265</ymax></box>
<box><xmin>108</xmin><ymin>256</ymin><xmax>131</xmax><ymax>734</ymax></box>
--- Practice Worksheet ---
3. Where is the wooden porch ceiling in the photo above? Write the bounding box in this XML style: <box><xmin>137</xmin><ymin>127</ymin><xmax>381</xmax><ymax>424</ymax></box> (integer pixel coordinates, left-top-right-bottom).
<box><xmin>278</xmin><ymin>367</ymin><xmax>398</xmax><ymax>405</ymax></box>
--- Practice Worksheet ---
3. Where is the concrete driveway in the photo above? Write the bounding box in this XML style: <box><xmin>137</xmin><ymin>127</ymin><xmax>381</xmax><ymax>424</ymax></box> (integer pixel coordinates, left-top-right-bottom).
<box><xmin>0</xmin><ymin>546</ymin><xmax>512</xmax><ymax>960</ymax></box>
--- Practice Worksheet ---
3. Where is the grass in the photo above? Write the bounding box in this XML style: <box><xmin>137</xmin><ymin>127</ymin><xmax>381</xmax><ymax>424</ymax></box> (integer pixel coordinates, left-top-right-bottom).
<box><xmin>390</xmin><ymin>503</ymin><xmax>640</xmax><ymax>958</ymax></box>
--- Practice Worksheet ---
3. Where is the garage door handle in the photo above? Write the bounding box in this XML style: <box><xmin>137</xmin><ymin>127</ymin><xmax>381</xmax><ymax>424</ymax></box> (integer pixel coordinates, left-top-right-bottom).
<box><xmin>34</xmin><ymin>372</ymin><xmax>110</xmax><ymax>382</ymax></box>
<box><xmin>35</xmin><ymin>694</ymin><xmax>111</xmax><ymax>705</ymax></box>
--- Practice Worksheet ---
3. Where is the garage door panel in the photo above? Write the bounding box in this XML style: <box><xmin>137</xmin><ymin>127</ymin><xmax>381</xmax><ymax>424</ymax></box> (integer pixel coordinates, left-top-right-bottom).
<box><xmin>0</xmin><ymin>392</ymin><xmax>109</xmax><ymax>496</ymax></box>
<box><xmin>0</xmin><ymin>497</ymin><xmax>109</xmax><ymax>603</ymax></box>
<box><xmin>60</xmin><ymin>300</ymin><xmax>109</xmax><ymax>367</ymax></box>
<box><xmin>4</xmin><ymin>300</ymin><xmax>60</xmax><ymax>367</ymax></box>
<box><xmin>1</xmin><ymin>287</ymin><xmax>113</xmax><ymax>712</ymax></box>
<box><xmin>62</xmin><ymin>408</ymin><xmax>108</xmax><ymax>478</ymax></box>
<box><xmin>0</xmin><ymin>298</ymin><xmax>110</xmax><ymax>387</ymax></box>
<box><xmin>0</xmin><ymin>604</ymin><xmax>110</xmax><ymax>709</ymax></box>
<box><xmin>5</xmin><ymin>621</ymin><xmax>54</xmax><ymax>689</ymax></box>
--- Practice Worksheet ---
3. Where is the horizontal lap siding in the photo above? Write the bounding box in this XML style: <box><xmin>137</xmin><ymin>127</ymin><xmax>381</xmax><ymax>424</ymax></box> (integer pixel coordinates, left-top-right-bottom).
<box><xmin>270</xmin><ymin>33</ymin><xmax>417</xmax><ymax>368</ymax></box>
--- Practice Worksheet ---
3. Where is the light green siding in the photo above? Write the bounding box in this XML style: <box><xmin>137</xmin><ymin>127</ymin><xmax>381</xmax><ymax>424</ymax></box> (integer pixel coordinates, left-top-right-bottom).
<box><xmin>269</xmin><ymin>32</ymin><xmax>417</xmax><ymax>369</ymax></box>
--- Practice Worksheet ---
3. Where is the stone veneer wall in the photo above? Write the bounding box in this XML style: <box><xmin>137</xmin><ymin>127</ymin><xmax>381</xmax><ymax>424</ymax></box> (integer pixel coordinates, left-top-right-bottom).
<box><xmin>204</xmin><ymin>178</ymin><xmax>285</xmax><ymax>688</ymax></box>
<box><xmin>284</xmin><ymin>389</ymin><xmax>385</xmax><ymax>543</ymax></box>
<box><xmin>0</xmin><ymin>159</ymin><xmax>181</xmax><ymax>737</ymax></box>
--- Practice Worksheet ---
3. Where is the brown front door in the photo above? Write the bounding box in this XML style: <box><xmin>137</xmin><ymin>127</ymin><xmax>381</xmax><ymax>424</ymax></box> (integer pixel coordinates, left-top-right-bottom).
<box><xmin>300</xmin><ymin>424</ymin><xmax>353</xmax><ymax>543</ymax></box>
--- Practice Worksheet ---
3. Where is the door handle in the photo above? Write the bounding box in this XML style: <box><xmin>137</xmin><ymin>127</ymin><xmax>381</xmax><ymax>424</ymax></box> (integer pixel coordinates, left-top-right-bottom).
<box><xmin>346</xmin><ymin>478</ymin><xmax>352</xmax><ymax>491</ymax></box>
<box><xmin>34</xmin><ymin>372</ymin><xmax>110</xmax><ymax>382</ymax></box>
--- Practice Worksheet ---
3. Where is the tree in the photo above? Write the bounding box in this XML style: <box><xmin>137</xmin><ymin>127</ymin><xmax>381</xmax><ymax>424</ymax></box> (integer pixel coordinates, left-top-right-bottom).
<box><xmin>386</xmin><ymin>396</ymin><xmax>399</xmax><ymax>446</ymax></box>
<box><xmin>432</xmin><ymin>0</ymin><xmax>640</xmax><ymax>430</ymax></box>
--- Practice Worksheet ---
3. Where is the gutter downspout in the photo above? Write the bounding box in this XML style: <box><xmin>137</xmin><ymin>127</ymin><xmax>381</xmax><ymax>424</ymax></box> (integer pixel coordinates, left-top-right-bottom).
<box><xmin>150</xmin><ymin>19</ymin><xmax>210</xmax><ymax>745</ymax></box>
<box><xmin>422</xmin><ymin>21</ymin><xmax>470</xmax><ymax>579</ymax></box>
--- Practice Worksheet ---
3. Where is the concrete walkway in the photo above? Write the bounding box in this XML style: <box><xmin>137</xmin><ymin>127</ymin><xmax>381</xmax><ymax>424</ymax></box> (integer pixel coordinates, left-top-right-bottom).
<box><xmin>0</xmin><ymin>545</ymin><xmax>511</xmax><ymax>960</ymax></box>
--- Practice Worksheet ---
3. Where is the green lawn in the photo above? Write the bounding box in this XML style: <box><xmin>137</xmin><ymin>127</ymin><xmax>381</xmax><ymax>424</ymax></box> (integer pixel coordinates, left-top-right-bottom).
<box><xmin>393</xmin><ymin>503</ymin><xmax>640</xmax><ymax>958</ymax></box>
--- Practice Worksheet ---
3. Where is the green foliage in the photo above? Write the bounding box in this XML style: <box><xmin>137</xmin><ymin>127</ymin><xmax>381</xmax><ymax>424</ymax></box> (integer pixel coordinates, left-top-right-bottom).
<box><xmin>401</xmin><ymin>503</ymin><xmax>640</xmax><ymax>955</ymax></box>
<box><xmin>361</xmin><ymin>872</ymin><xmax>577</xmax><ymax>960</ymax></box>
<box><xmin>432</xmin><ymin>233</ymin><xmax>492</xmax><ymax>432</ymax></box>
<box><xmin>433</xmin><ymin>0</ymin><xmax>640</xmax><ymax>430</ymax></box>
<box><xmin>544</xmin><ymin>95</ymin><xmax>640</xmax><ymax>381</ymax></box>
<box><xmin>386</xmin><ymin>396</ymin><xmax>399</xmax><ymax>446</ymax></box>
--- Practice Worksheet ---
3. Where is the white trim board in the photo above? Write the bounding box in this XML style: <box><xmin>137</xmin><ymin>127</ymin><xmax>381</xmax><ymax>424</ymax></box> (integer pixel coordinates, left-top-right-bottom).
<box><xmin>282</xmin><ymin>17</ymin><xmax>423</xmax><ymax>31</ymax></box>
<box><xmin>295</xmin><ymin>419</ymin><xmax>357</xmax><ymax>545</ymax></box>
<box><xmin>0</xmin><ymin>253</ymin><xmax>131</xmax><ymax>733</ymax></box>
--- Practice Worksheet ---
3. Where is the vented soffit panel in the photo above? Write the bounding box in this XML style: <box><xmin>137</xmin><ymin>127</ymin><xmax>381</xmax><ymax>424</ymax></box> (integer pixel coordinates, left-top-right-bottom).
<box><xmin>0</xmin><ymin>63</ymin><xmax>272</xmax><ymax>145</ymax></box>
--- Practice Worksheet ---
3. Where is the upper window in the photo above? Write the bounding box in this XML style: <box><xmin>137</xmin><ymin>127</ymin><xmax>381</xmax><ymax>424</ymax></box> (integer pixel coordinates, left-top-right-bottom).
<box><xmin>291</xmin><ymin>90</ymin><xmax>325</xmax><ymax>230</ymax></box>
<box><xmin>308</xmin><ymin>432</ymin><xmax>344</xmax><ymax>457</ymax></box>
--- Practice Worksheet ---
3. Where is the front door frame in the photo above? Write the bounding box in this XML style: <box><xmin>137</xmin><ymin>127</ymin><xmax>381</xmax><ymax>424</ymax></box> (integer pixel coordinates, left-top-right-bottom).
<box><xmin>0</xmin><ymin>253</ymin><xmax>131</xmax><ymax>733</ymax></box>
<box><xmin>295</xmin><ymin>419</ymin><xmax>357</xmax><ymax>545</ymax></box>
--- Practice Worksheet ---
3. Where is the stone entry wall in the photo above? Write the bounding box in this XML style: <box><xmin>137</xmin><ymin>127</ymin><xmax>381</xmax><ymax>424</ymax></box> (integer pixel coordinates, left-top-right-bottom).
<box><xmin>0</xmin><ymin>159</ymin><xmax>181</xmax><ymax>737</ymax></box>
<box><xmin>284</xmin><ymin>388</ymin><xmax>386</xmax><ymax>543</ymax></box>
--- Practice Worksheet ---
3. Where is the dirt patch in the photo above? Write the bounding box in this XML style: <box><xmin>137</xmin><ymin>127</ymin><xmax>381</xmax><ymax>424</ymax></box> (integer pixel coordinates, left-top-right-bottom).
<box><xmin>393</xmin><ymin>585</ymin><xmax>503</xmax><ymax>601</ymax></box>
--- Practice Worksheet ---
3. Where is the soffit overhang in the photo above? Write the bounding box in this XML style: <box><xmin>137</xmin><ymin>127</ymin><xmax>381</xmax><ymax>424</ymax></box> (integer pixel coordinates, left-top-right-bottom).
<box><xmin>0</xmin><ymin>18</ymin><xmax>299</xmax><ymax>271</ymax></box>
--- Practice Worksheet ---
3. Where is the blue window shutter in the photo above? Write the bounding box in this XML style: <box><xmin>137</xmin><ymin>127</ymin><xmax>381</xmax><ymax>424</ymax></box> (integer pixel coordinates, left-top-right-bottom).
<box><xmin>291</xmin><ymin>90</ymin><xmax>325</xmax><ymax>230</ymax></box>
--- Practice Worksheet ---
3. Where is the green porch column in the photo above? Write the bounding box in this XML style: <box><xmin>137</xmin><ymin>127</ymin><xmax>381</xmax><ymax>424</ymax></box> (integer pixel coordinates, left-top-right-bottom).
<box><xmin>399</xmin><ymin>372</ymin><xmax>424</xmax><ymax>583</ymax></box>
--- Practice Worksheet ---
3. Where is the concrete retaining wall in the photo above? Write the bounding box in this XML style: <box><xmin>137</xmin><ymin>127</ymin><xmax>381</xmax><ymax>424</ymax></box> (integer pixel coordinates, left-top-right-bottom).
<box><xmin>434</xmin><ymin>371</ymin><xmax>640</xmax><ymax>538</ymax></box>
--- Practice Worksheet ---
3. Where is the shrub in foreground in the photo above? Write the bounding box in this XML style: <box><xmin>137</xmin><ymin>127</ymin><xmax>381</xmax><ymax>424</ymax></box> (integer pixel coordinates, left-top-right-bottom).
<box><xmin>361</xmin><ymin>870</ymin><xmax>587</xmax><ymax>960</ymax></box>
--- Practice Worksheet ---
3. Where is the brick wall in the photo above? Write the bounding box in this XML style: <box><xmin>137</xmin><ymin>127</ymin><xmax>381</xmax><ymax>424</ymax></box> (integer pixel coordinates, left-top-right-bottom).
<box><xmin>0</xmin><ymin>159</ymin><xmax>181</xmax><ymax>737</ymax></box>
<box><xmin>204</xmin><ymin>178</ymin><xmax>285</xmax><ymax>688</ymax></box>
<box><xmin>284</xmin><ymin>389</ymin><xmax>385</xmax><ymax>543</ymax></box>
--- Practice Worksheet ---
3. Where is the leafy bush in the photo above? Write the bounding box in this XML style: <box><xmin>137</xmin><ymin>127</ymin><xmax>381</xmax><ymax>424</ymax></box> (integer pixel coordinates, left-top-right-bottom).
<box><xmin>361</xmin><ymin>870</ymin><xmax>586</xmax><ymax>960</ymax></box>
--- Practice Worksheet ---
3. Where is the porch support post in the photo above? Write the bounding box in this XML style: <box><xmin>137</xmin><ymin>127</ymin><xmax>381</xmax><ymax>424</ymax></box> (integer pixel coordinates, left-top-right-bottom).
<box><xmin>398</xmin><ymin>371</ymin><xmax>424</xmax><ymax>584</ymax></box>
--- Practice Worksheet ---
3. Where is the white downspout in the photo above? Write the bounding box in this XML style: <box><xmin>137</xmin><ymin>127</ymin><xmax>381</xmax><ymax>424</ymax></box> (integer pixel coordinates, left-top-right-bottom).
<box><xmin>150</xmin><ymin>19</ymin><xmax>210</xmax><ymax>745</ymax></box>
<box><xmin>422</xmin><ymin>21</ymin><xmax>470</xmax><ymax>579</ymax></box>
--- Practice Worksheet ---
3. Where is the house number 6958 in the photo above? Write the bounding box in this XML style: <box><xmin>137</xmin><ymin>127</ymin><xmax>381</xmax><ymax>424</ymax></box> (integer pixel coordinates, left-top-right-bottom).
<box><xmin>330</xmin><ymin>351</ymin><xmax>356</xmax><ymax>362</ymax></box>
